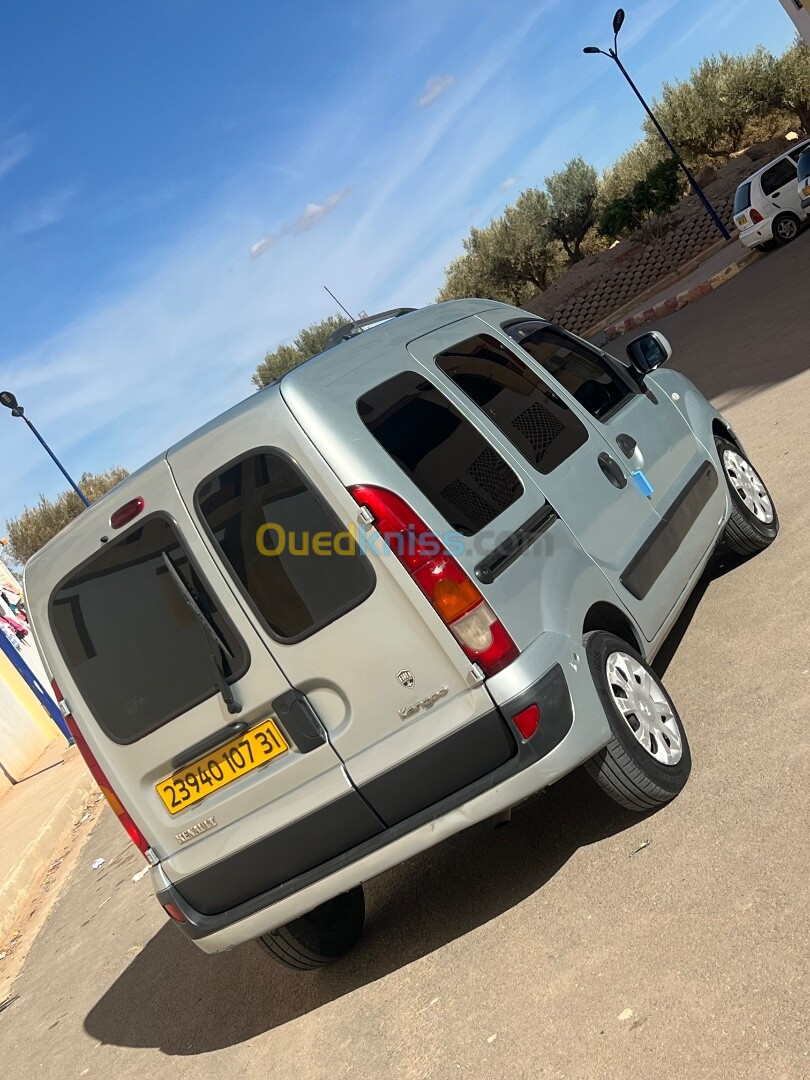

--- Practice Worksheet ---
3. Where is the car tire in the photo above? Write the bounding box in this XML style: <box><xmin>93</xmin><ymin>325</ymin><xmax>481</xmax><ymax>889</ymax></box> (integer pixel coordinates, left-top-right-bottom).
<box><xmin>772</xmin><ymin>212</ymin><xmax>800</xmax><ymax>245</ymax></box>
<box><xmin>583</xmin><ymin>632</ymin><xmax>691</xmax><ymax>812</ymax></box>
<box><xmin>715</xmin><ymin>436</ymin><xmax>779</xmax><ymax>556</ymax></box>
<box><xmin>257</xmin><ymin>886</ymin><xmax>365</xmax><ymax>970</ymax></box>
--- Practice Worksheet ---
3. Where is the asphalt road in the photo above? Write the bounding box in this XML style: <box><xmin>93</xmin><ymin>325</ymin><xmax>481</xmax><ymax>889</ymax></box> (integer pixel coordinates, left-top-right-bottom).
<box><xmin>3</xmin><ymin>233</ymin><xmax>809</xmax><ymax>1079</ymax></box>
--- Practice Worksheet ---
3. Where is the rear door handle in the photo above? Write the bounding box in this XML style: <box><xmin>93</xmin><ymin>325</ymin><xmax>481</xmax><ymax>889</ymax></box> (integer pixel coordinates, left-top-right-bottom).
<box><xmin>272</xmin><ymin>689</ymin><xmax>327</xmax><ymax>753</ymax></box>
<box><xmin>597</xmin><ymin>452</ymin><xmax>627</xmax><ymax>489</ymax></box>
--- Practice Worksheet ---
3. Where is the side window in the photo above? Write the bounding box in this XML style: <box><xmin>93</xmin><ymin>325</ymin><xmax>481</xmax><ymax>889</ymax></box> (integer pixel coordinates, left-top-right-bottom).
<box><xmin>357</xmin><ymin>372</ymin><xmax>523</xmax><ymax>535</ymax></box>
<box><xmin>434</xmin><ymin>334</ymin><xmax>589</xmax><ymax>474</ymax></box>
<box><xmin>505</xmin><ymin>322</ymin><xmax>636</xmax><ymax>420</ymax></box>
<box><xmin>760</xmin><ymin>159</ymin><xmax>797</xmax><ymax>196</ymax></box>
<box><xmin>197</xmin><ymin>452</ymin><xmax>374</xmax><ymax>642</ymax></box>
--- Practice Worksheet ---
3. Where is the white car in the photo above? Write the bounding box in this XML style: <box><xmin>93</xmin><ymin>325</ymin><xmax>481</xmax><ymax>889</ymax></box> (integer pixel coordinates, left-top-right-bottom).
<box><xmin>797</xmin><ymin>147</ymin><xmax>810</xmax><ymax>212</ymax></box>
<box><xmin>733</xmin><ymin>140</ymin><xmax>810</xmax><ymax>250</ymax></box>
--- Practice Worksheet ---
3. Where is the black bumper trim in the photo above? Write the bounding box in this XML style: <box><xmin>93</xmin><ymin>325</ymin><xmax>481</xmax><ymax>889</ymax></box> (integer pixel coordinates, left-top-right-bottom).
<box><xmin>159</xmin><ymin>665</ymin><xmax>573</xmax><ymax>939</ymax></box>
<box><xmin>621</xmin><ymin>461</ymin><xmax>718</xmax><ymax>601</ymax></box>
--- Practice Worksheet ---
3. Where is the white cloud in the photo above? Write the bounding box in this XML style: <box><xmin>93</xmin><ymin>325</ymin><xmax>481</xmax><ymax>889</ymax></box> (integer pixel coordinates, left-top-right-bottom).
<box><xmin>249</xmin><ymin>235</ymin><xmax>276</xmax><ymax>259</ymax></box>
<box><xmin>498</xmin><ymin>176</ymin><xmax>517</xmax><ymax>194</ymax></box>
<box><xmin>416</xmin><ymin>74</ymin><xmax>455</xmax><ymax>108</ymax></box>
<box><xmin>293</xmin><ymin>188</ymin><xmax>351</xmax><ymax>233</ymax></box>
<box><xmin>0</xmin><ymin>133</ymin><xmax>31</xmax><ymax>181</ymax></box>
<box><xmin>249</xmin><ymin>188</ymin><xmax>351</xmax><ymax>257</ymax></box>
<box><xmin>12</xmin><ymin>186</ymin><xmax>75</xmax><ymax>235</ymax></box>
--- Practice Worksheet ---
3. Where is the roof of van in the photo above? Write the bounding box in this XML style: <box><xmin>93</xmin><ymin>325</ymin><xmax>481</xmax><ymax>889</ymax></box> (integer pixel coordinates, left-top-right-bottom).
<box><xmin>165</xmin><ymin>298</ymin><xmax>513</xmax><ymax>458</ymax></box>
<box><xmin>736</xmin><ymin>139</ymin><xmax>810</xmax><ymax>186</ymax></box>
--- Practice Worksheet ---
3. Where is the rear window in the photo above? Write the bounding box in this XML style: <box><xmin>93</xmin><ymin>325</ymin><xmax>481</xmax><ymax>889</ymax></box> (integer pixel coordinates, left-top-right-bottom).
<box><xmin>798</xmin><ymin>150</ymin><xmax>810</xmax><ymax>181</ymax></box>
<box><xmin>357</xmin><ymin>371</ymin><xmax>523</xmax><ymax>535</ymax></box>
<box><xmin>197</xmin><ymin>451</ymin><xmax>374</xmax><ymax>642</ymax></box>
<box><xmin>733</xmin><ymin>183</ymin><xmax>751</xmax><ymax>215</ymax></box>
<box><xmin>50</xmin><ymin>515</ymin><xmax>247</xmax><ymax>744</ymax></box>
<box><xmin>435</xmin><ymin>334</ymin><xmax>589</xmax><ymax>471</ymax></box>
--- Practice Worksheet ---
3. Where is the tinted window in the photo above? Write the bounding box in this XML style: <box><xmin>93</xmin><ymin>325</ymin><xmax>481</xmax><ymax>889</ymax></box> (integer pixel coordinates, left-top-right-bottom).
<box><xmin>505</xmin><ymin>322</ymin><xmax>636</xmax><ymax>420</ymax></box>
<box><xmin>197</xmin><ymin>451</ymin><xmax>374</xmax><ymax>642</ymax></box>
<box><xmin>797</xmin><ymin>150</ymin><xmax>810</xmax><ymax>182</ymax></box>
<box><xmin>50</xmin><ymin>516</ymin><xmax>247</xmax><ymax>743</ymax></box>
<box><xmin>357</xmin><ymin>372</ymin><xmax>523</xmax><ymax>535</ymax></box>
<box><xmin>788</xmin><ymin>141</ymin><xmax>810</xmax><ymax>162</ymax></box>
<box><xmin>435</xmin><ymin>334</ymin><xmax>589</xmax><ymax>473</ymax></box>
<box><xmin>760</xmin><ymin>159</ymin><xmax>797</xmax><ymax>196</ymax></box>
<box><xmin>733</xmin><ymin>182</ymin><xmax>752</xmax><ymax>214</ymax></box>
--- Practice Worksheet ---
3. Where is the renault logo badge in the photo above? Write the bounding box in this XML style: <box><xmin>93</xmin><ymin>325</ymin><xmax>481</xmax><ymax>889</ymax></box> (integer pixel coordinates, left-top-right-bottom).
<box><xmin>396</xmin><ymin>669</ymin><xmax>414</xmax><ymax>688</ymax></box>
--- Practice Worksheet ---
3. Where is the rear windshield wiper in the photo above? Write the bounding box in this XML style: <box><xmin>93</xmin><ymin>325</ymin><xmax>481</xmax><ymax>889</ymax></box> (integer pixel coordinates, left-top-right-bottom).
<box><xmin>161</xmin><ymin>552</ymin><xmax>242</xmax><ymax>715</ymax></box>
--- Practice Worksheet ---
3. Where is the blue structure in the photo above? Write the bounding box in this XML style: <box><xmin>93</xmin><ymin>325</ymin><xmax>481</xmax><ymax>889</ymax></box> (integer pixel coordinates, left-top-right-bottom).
<box><xmin>0</xmin><ymin>630</ymin><xmax>73</xmax><ymax>744</ymax></box>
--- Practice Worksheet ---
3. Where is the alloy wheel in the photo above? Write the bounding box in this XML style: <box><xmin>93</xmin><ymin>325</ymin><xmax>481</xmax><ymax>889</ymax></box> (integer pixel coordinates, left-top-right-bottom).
<box><xmin>605</xmin><ymin>651</ymin><xmax>683</xmax><ymax>765</ymax></box>
<box><xmin>723</xmin><ymin>449</ymin><xmax>774</xmax><ymax>523</ymax></box>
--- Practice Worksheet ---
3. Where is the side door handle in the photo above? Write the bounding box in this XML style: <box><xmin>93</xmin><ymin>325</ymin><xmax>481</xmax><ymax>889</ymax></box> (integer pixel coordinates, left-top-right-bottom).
<box><xmin>597</xmin><ymin>452</ymin><xmax>627</xmax><ymax>489</ymax></box>
<box><xmin>615</xmin><ymin>433</ymin><xmax>637</xmax><ymax>459</ymax></box>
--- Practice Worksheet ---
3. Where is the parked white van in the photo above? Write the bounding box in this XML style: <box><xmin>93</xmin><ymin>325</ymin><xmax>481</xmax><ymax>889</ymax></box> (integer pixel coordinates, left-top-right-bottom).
<box><xmin>733</xmin><ymin>139</ymin><xmax>810</xmax><ymax>249</ymax></box>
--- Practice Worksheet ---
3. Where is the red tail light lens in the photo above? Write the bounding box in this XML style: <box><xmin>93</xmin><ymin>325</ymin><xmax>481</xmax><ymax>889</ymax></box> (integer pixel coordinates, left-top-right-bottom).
<box><xmin>749</xmin><ymin>208</ymin><xmax>763</xmax><ymax>224</ymax></box>
<box><xmin>348</xmin><ymin>486</ymin><xmax>519</xmax><ymax>676</ymax></box>
<box><xmin>513</xmin><ymin>703</ymin><xmax>540</xmax><ymax>740</ymax></box>
<box><xmin>52</xmin><ymin>679</ymin><xmax>152</xmax><ymax>859</ymax></box>
<box><xmin>162</xmin><ymin>902</ymin><xmax>187</xmax><ymax>923</ymax></box>
<box><xmin>110</xmin><ymin>497</ymin><xmax>144</xmax><ymax>530</ymax></box>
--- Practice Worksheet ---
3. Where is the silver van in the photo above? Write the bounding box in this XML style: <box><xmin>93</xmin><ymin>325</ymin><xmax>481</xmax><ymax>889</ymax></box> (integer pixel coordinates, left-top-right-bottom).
<box><xmin>24</xmin><ymin>301</ymin><xmax>778</xmax><ymax>968</ymax></box>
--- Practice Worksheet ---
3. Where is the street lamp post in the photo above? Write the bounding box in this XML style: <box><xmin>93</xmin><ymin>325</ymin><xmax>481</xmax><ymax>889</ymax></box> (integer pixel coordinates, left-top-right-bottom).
<box><xmin>0</xmin><ymin>391</ymin><xmax>90</xmax><ymax>508</ymax></box>
<box><xmin>584</xmin><ymin>8</ymin><xmax>731</xmax><ymax>241</ymax></box>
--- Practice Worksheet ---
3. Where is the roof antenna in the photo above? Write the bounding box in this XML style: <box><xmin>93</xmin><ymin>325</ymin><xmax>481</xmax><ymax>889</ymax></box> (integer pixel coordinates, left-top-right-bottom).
<box><xmin>323</xmin><ymin>285</ymin><xmax>358</xmax><ymax>325</ymax></box>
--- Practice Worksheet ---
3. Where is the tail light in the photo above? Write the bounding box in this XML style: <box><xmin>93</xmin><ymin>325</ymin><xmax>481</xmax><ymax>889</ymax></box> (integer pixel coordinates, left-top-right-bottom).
<box><xmin>749</xmin><ymin>208</ymin><xmax>763</xmax><ymax>224</ymax></box>
<box><xmin>348</xmin><ymin>486</ymin><xmax>519</xmax><ymax>676</ymax></box>
<box><xmin>52</xmin><ymin>679</ymin><xmax>152</xmax><ymax>859</ymax></box>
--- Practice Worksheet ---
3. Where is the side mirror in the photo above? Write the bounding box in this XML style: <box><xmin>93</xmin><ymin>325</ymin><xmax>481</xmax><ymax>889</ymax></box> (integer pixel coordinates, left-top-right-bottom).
<box><xmin>626</xmin><ymin>331</ymin><xmax>672</xmax><ymax>375</ymax></box>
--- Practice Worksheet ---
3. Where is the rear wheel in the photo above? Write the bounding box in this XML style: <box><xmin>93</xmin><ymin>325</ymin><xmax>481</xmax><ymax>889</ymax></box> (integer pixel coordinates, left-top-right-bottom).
<box><xmin>772</xmin><ymin>212</ymin><xmax>800</xmax><ymax>245</ymax></box>
<box><xmin>715</xmin><ymin>437</ymin><xmax>778</xmax><ymax>556</ymax></box>
<box><xmin>584</xmin><ymin>632</ymin><xmax>691</xmax><ymax>812</ymax></box>
<box><xmin>258</xmin><ymin>885</ymin><xmax>365</xmax><ymax>970</ymax></box>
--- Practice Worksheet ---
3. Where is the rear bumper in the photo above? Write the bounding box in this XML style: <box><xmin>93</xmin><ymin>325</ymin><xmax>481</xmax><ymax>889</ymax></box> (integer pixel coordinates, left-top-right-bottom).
<box><xmin>154</xmin><ymin>649</ymin><xmax>611</xmax><ymax>952</ymax></box>
<box><xmin>738</xmin><ymin>219</ymin><xmax>774</xmax><ymax>247</ymax></box>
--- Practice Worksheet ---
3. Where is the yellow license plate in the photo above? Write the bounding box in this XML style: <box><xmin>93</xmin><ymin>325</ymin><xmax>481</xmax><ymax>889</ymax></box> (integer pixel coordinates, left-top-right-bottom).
<box><xmin>803</xmin><ymin>185</ymin><xmax>810</xmax><ymax>197</ymax></box>
<box><xmin>737</xmin><ymin>215</ymin><xmax>749</xmax><ymax>227</ymax></box>
<box><xmin>156</xmin><ymin>718</ymin><xmax>288</xmax><ymax>815</ymax></box>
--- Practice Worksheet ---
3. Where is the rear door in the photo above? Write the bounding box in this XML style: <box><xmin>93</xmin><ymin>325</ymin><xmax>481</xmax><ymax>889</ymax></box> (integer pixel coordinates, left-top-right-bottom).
<box><xmin>407</xmin><ymin>317</ymin><xmax>686</xmax><ymax>641</ymax></box>
<box><xmin>42</xmin><ymin>463</ymin><xmax>374</xmax><ymax>891</ymax></box>
<box><xmin>169</xmin><ymin>393</ymin><xmax>505</xmax><ymax>829</ymax></box>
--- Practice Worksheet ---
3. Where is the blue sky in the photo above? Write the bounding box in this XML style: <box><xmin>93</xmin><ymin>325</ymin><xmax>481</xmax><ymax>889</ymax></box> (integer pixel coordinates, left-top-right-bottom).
<box><xmin>0</xmin><ymin>0</ymin><xmax>797</xmax><ymax>525</ymax></box>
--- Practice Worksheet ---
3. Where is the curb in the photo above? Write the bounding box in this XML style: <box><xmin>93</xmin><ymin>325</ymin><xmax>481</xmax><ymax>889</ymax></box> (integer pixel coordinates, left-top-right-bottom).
<box><xmin>599</xmin><ymin>250</ymin><xmax>760</xmax><ymax>342</ymax></box>
<box><xmin>0</xmin><ymin>770</ymin><xmax>98</xmax><ymax>946</ymax></box>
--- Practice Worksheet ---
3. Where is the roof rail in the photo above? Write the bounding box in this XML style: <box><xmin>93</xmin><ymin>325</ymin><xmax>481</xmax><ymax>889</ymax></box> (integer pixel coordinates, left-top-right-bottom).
<box><xmin>322</xmin><ymin>308</ymin><xmax>417</xmax><ymax>351</ymax></box>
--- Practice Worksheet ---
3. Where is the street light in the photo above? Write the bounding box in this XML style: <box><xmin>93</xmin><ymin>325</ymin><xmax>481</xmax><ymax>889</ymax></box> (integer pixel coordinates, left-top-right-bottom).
<box><xmin>0</xmin><ymin>391</ymin><xmax>90</xmax><ymax>507</ymax></box>
<box><xmin>584</xmin><ymin>8</ymin><xmax>731</xmax><ymax>241</ymax></box>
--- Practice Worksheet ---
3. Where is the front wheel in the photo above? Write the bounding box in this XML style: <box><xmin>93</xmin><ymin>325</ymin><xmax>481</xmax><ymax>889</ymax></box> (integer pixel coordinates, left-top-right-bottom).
<box><xmin>716</xmin><ymin>437</ymin><xmax>778</xmax><ymax>556</ymax></box>
<box><xmin>258</xmin><ymin>885</ymin><xmax>365</xmax><ymax>970</ymax></box>
<box><xmin>584</xmin><ymin>632</ymin><xmax>691</xmax><ymax>812</ymax></box>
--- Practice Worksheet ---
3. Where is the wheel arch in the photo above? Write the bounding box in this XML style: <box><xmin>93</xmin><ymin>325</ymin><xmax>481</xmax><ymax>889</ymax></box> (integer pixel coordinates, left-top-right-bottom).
<box><xmin>583</xmin><ymin>602</ymin><xmax>645</xmax><ymax>657</ymax></box>
<box><xmin>711</xmin><ymin>417</ymin><xmax>742</xmax><ymax>449</ymax></box>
